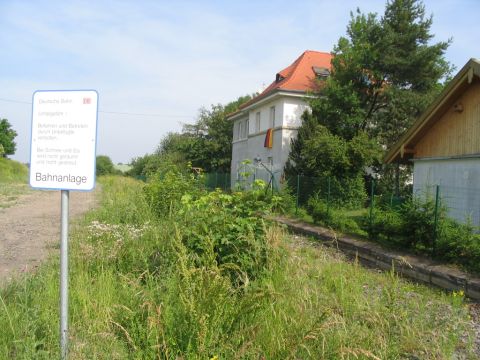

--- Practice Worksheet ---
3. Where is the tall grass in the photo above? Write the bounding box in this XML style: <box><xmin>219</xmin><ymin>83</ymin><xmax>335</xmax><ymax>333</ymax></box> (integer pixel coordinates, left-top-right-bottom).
<box><xmin>0</xmin><ymin>158</ymin><xmax>28</xmax><ymax>183</ymax></box>
<box><xmin>0</xmin><ymin>175</ymin><xmax>474</xmax><ymax>359</ymax></box>
<box><xmin>0</xmin><ymin>158</ymin><xmax>30</xmax><ymax>208</ymax></box>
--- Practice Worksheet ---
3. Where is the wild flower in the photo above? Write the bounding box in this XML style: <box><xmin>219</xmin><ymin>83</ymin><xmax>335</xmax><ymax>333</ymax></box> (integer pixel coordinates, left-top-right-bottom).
<box><xmin>81</xmin><ymin>221</ymin><xmax>151</xmax><ymax>260</ymax></box>
<box><xmin>86</xmin><ymin>220</ymin><xmax>150</xmax><ymax>242</ymax></box>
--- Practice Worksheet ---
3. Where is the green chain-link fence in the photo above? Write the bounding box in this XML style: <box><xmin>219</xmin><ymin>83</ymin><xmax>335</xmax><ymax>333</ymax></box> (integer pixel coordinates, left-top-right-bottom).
<box><xmin>203</xmin><ymin>172</ymin><xmax>231</xmax><ymax>191</ymax></box>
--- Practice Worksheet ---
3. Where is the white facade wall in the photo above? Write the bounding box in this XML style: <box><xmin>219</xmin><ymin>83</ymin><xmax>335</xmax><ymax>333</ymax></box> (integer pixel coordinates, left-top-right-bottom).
<box><xmin>283</xmin><ymin>98</ymin><xmax>309</xmax><ymax>127</ymax></box>
<box><xmin>413</xmin><ymin>157</ymin><xmax>480</xmax><ymax>226</ymax></box>
<box><xmin>231</xmin><ymin>95</ymin><xmax>308</xmax><ymax>188</ymax></box>
<box><xmin>247</xmin><ymin>98</ymin><xmax>285</xmax><ymax>134</ymax></box>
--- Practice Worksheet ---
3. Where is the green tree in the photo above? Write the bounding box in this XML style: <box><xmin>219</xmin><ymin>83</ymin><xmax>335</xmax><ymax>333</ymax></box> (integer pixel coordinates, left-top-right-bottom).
<box><xmin>96</xmin><ymin>155</ymin><xmax>115</xmax><ymax>176</ymax></box>
<box><xmin>286</xmin><ymin>0</ymin><xmax>451</xmax><ymax>196</ymax></box>
<box><xmin>127</xmin><ymin>95</ymin><xmax>252</xmax><ymax>179</ymax></box>
<box><xmin>157</xmin><ymin>95</ymin><xmax>252</xmax><ymax>172</ymax></box>
<box><xmin>0</xmin><ymin>119</ymin><xmax>17</xmax><ymax>157</ymax></box>
<box><xmin>299</xmin><ymin>124</ymin><xmax>381</xmax><ymax>206</ymax></box>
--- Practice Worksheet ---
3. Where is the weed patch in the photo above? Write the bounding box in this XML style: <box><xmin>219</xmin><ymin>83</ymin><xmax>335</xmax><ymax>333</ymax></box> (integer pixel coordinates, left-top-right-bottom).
<box><xmin>0</xmin><ymin>175</ymin><xmax>474</xmax><ymax>358</ymax></box>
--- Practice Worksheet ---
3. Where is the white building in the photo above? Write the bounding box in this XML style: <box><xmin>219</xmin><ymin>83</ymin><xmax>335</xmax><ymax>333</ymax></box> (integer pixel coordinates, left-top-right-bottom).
<box><xmin>228</xmin><ymin>50</ymin><xmax>332</xmax><ymax>188</ymax></box>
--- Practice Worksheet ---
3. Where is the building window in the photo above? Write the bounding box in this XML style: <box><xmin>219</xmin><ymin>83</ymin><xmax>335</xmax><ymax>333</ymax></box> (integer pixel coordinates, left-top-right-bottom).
<box><xmin>312</xmin><ymin>66</ymin><xmax>330</xmax><ymax>80</ymax></box>
<box><xmin>255</xmin><ymin>112</ymin><xmax>261</xmax><ymax>132</ymax></box>
<box><xmin>238</xmin><ymin>121</ymin><xmax>242</xmax><ymax>140</ymax></box>
<box><xmin>269</xmin><ymin>106</ymin><xmax>275</xmax><ymax>128</ymax></box>
<box><xmin>233</xmin><ymin>122</ymin><xmax>238</xmax><ymax>140</ymax></box>
<box><xmin>243</xmin><ymin>120</ymin><xmax>248</xmax><ymax>139</ymax></box>
<box><xmin>246</xmin><ymin>119</ymin><xmax>249</xmax><ymax>137</ymax></box>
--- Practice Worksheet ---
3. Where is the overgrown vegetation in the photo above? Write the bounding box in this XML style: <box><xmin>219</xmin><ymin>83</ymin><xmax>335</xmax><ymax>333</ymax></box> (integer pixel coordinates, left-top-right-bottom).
<box><xmin>307</xmin><ymin>194</ymin><xmax>363</xmax><ymax>234</ymax></box>
<box><xmin>96</xmin><ymin>155</ymin><xmax>117</xmax><ymax>176</ymax></box>
<box><xmin>0</xmin><ymin>118</ymin><xmax>17</xmax><ymax>158</ymax></box>
<box><xmin>366</xmin><ymin>196</ymin><xmax>480</xmax><ymax>273</ymax></box>
<box><xmin>0</xmin><ymin>171</ymin><xmax>474</xmax><ymax>358</ymax></box>
<box><xmin>0</xmin><ymin>158</ymin><xmax>30</xmax><ymax>208</ymax></box>
<box><xmin>298</xmin><ymin>183</ymin><xmax>480</xmax><ymax>274</ymax></box>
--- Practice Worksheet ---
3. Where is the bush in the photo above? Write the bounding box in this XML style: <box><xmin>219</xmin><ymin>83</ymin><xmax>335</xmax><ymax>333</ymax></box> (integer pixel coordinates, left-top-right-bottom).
<box><xmin>96</xmin><ymin>155</ymin><xmax>115</xmax><ymax>176</ymax></box>
<box><xmin>143</xmin><ymin>165</ymin><xmax>204</xmax><ymax>217</ymax></box>
<box><xmin>365</xmin><ymin>195</ymin><xmax>443</xmax><ymax>250</ymax></box>
<box><xmin>436</xmin><ymin>219</ymin><xmax>480</xmax><ymax>272</ymax></box>
<box><xmin>363</xmin><ymin>194</ymin><xmax>480</xmax><ymax>273</ymax></box>
<box><xmin>307</xmin><ymin>194</ymin><xmax>361</xmax><ymax>233</ymax></box>
<box><xmin>307</xmin><ymin>176</ymin><xmax>367</xmax><ymax>209</ymax></box>
<box><xmin>128</xmin><ymin>152</ymin><xmax>187</xmax><ymax>179</ymax></box>
<box><xmin>144</xmin><ymin>169</ymin><xmax>280</xmax><ymax>285</ymax></box>
<box><xmin>364</xmin><ymin>207</ymin><xmax>403</xmax><ymax>242</ymax></box>
<box><xmin>397</xmin><ymin>196</ymin><xmax>442</xmax><ymax>250</ymax></box>
<box><xmin>178</xmin><ymin>181</ymin><xmax>277</xmax><ymax>285</ymax></box>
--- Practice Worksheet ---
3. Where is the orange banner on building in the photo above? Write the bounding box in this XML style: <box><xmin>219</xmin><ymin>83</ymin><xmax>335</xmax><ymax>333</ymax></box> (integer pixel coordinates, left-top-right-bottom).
<box><xmin>264</xmin><ymin>128</ymin><xmax>273</xmax><ymax>148</ymax></box>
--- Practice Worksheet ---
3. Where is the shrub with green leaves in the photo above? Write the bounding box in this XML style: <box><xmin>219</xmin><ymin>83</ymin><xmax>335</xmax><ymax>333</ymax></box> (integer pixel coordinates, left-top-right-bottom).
<box><xmin>178</xmin><ymin>181</ymin><xmax>277</xmax><ymax>285</ymax></box>
<box><xmin>397</xmin><ymin>196</ymin><xmax>442</xmax><ymax>250</ymax></box>
<box><xmin>307</xmin><ymin>194</ymin><xmax>361</xmax><ymax>233</ymax></box>
<box><xmin>436</xmin><ymin>219</ymin><xmax>480</xmax><ymax>273</ymax></box>
<box><xmin>364</xmin><ymin>195</ymin><xmax>441</xmax><ymax>249</ymax></box>
<box><xmin>365</xmin><ymin>207</ymin><xmax>403</xmax><ymax>242</ymax></box>
<box><xmin>363</xmin><ymin>194</ymin><xmax>480</xmax><ymax>273</ymax></box>
<box><xmin>143</xmin><ymin>165</ymin><xmax>204</xmax><ymax>217</ymax></box>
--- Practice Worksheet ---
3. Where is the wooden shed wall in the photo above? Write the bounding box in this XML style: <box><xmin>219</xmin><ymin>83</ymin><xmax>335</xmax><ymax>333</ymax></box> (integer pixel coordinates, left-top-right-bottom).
<box><xmin>414</xmin><ymin>80</ymin><xmax>480</xmax><ymax>158</ymax></box>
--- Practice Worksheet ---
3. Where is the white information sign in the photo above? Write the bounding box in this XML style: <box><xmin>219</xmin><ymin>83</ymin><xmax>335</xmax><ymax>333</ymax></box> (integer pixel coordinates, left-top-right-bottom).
<box><xmin>29</xmin><ymin>90</ymin><xmax>99</xmax><ymax>191</ymax></box>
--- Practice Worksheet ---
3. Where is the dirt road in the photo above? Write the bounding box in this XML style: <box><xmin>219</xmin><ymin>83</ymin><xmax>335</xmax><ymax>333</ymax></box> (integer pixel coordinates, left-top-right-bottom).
<box><xmin>0</xmin><ymin>189</ymin><xmax>98</xmax><ymax>285</ymax></box>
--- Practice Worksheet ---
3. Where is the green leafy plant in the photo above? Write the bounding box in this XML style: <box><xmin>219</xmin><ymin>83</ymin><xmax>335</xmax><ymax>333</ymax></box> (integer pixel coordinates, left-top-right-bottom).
<box><xmin>307</xmin><ymin>194</ymin><xmax>361</xmax><ymax>233</ymax></box>
<box><xmin>143</xmin><ymin>164</ymin><xmax>204</xmax><ymax>217</ymax></box>
<box><xmin>178</xmin><ymin>185</ymin><xmax>276</xmax><ymax>286</ymax></box>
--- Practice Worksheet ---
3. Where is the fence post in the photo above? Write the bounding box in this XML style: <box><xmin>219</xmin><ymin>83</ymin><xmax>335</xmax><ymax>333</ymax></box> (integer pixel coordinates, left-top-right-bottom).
<box><xmin>369</xmin><ymin>179</ymin><xmax>375</xmax><ymax>230</ymax></box>
<box><xmin>214</xmin><ymin>172</ymin><xmax>218</xmax><ymax>189</ymax></box>
<box><xmin>326</xmin><ymin>177</ymin><xmax>331</xmax><ymax>217</ymax></box>
<box><xmin>295</xmin><ymin>175</ymin><xmax>300</xmax><ymax>215</ymax></box>
<box><xmin>433</xmin><ymin>184</ymin><xmax>440</xmax><ymax>253</ymax></box>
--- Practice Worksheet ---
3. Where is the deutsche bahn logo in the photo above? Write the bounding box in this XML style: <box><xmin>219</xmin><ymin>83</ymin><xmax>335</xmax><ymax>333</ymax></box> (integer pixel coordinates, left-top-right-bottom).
<box><xmin>83</xmin><ymin>97</ymin><xmax>91</xmax><ymax>104</ymax></box>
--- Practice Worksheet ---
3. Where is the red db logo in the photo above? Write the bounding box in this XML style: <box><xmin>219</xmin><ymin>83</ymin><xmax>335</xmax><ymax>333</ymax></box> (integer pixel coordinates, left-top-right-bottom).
<box><xmin>83</xmin><ymin>98</ymin><xmax>91</xmax><ymax>104</ymax></box>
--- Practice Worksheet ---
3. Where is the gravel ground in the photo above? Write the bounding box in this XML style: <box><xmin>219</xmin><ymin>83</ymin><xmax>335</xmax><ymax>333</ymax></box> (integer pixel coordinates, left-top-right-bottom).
<box><xmin>0</xmin><ymin>189</ymin><xmax>98</xmax><ymax>285</ymax></box>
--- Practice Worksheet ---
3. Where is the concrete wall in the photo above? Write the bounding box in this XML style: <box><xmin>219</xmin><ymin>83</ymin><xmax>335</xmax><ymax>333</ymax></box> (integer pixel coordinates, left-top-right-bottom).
<box><xmin>413</xmin><ymin>156</ymin><xmax>480</xmax><ymax>226</ymax></box>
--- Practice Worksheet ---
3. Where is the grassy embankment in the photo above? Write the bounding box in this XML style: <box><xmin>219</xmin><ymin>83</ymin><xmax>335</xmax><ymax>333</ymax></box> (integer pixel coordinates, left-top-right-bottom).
<box><xmin>0</xmin><ymin>175</ymin><xmax>475</xmax><ymax>359</ymax></box>
<box><xmin>0</xmin><ymin>158</ymin><xmax>30</xmax><ymax>208</ymax></box>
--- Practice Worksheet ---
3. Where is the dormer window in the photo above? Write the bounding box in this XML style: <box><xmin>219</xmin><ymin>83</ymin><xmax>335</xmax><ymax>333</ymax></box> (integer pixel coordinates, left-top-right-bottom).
<box><xmin>312</xmin><ymin>66</ymin><xmax>330</xmax><ymax>79</ymax></box>
<box><xmin>275</xmin><ymin>73</ymin><xmax>285</xmax><ymax>83</ymax></box>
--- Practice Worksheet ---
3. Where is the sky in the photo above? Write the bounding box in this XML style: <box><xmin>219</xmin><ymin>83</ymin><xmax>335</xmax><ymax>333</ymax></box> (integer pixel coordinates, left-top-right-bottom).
<box><xmin>1</xmin><ymin>0</ymin><xmax>478</xmax><ymax>164</ymax></box>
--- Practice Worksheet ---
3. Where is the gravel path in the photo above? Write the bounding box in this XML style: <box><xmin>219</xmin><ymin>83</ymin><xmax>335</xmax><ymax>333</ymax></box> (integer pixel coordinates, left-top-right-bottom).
<box><xmin>0</xmin><ymin>189</ymin><xmax>98</xmax><ymax>285</ymax></box>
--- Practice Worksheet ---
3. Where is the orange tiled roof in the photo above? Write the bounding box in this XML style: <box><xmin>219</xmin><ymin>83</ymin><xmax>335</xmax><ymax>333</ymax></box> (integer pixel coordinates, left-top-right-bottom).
<box><xmin>240</xmin><ymin>50</ymin><xmax>332</xmax><ymax>110</ymax></box>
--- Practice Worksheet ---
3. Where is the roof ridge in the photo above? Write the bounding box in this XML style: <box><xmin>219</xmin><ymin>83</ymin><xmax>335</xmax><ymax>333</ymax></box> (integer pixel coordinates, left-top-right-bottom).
<box><xmin>304</xmin><ymin>50</ymin><xmax>332</xmax><ymax>55</ymax></box>
<box><xmin>278</xmin><ymin>51</ymin><xmax>306</xmax><ymax>79</ymax></box>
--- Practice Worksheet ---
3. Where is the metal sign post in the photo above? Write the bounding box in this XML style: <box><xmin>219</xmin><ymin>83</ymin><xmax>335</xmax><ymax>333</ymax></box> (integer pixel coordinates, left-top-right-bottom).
<box><xmin>60</xmin><ymin>190</ymin><xmax>69</xmax><ymax>359</ymax></box>
<box><xmin>29</xmin><ymin>90</ymin><xmax>98</xmax><ymax>359</ymax></box>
